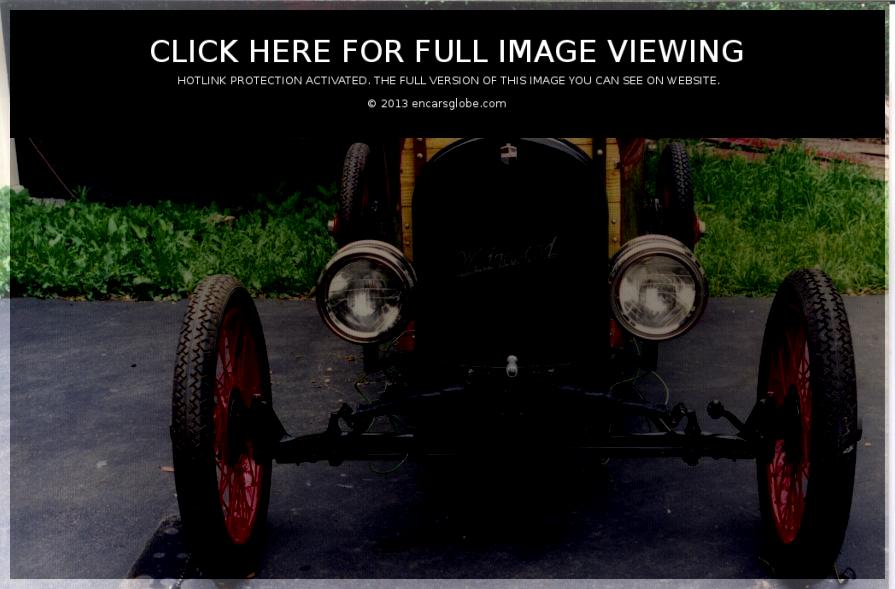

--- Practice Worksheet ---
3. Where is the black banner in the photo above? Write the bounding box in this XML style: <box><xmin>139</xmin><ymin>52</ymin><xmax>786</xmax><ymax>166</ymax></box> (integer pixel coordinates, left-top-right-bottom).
<box><xmin>9</xmin><ymin>8</ymin><xmax>886</xmax><ymax>136</ymax></box>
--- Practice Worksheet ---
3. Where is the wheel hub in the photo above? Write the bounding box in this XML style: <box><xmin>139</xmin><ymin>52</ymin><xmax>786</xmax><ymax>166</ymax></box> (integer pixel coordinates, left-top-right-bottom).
<box><xmin>226</xmin><ymin>387</ymin><xmax>248</xmax><ymax>465</ymax></box>
<box><xmin>780</xmin><ymin>384</ymin><xmax>803</xmax><ymax>465</ymax></box>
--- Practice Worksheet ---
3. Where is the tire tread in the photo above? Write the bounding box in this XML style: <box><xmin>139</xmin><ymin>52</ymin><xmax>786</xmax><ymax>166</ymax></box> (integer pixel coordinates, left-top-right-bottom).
<box><xmin>171</xmin><ymin>274</ymin><xmax>271</xmax><ymax>576</ymax></box>
<box><xmin>757</xmin><ymin>268</ymin><xmax>857</xmax><ymax>577</ymax></box>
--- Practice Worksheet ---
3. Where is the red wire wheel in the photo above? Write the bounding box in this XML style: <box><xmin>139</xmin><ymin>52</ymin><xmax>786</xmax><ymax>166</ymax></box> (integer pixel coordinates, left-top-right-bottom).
<box><xmin>214</xmin><ymin>306</ymin><xmax>266</xmax><ymax>544</ymax></box>
<box><xmin>756</xmin><ymin>269</ymin><xmax>858</xmax><ymax>577</ymax></box>
<box><xmin>764</xmin><ymin>318</ymin><xmax>811</xmax><ymax>545</ymax></box>
<box><xmin>172</xmin><ymin>275</ymin><xmax>273</xmax><ymax>575</ymax></box>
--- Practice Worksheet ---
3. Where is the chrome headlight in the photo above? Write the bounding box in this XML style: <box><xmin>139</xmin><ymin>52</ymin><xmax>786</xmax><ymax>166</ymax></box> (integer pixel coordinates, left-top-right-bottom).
<box><xmin>609</xmin><ymin>235</ymin><xmax>708</xmax><ymax>341</ymax></box>
<box><xmin>317</xmin><ymin>240</ymin><xmax>416</xmax><ymax>344</ymax></box>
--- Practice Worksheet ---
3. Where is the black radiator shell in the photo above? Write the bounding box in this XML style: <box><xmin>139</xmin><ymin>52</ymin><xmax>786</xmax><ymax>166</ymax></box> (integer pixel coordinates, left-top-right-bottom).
<box><xmin>411</xmin><ymin>138</ymin><xmax>608</xmax><ymax>372</ymax></box>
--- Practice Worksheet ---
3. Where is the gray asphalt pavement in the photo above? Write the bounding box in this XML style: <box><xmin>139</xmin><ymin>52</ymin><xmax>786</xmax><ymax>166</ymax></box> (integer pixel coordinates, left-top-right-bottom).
<box><xmin>9</xmin><ymin>296</ymin><xmax>885</xmax><ymax>580</ymax></box>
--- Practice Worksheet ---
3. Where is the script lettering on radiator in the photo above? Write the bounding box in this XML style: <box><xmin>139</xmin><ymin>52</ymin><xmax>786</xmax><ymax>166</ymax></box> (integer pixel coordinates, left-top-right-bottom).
<box><xmin>455</xmin><ymin>236</ymin><xmax>560</xmax><ymax>278</ymax></box>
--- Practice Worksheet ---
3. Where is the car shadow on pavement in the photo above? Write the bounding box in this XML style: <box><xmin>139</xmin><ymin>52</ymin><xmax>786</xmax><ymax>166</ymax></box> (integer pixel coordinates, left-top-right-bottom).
<box><xmin>130</xmin><ymin>456</ymin><xmax>616</xmax><ymax>580</ymax></box>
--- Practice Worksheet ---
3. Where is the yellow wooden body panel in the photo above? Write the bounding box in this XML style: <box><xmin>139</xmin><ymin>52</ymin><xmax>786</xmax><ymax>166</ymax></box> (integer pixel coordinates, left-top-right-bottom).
<box><xmin>399</xmin><ymin>139</ymin><xmax>417</xmax><ymax>260</ymax></box>
<box><xmin>398</xmin><ymin>137</ymin><xmax>620</xmax><ymax>260</ymax></box>
<box><xmin>605</xmin><ymin>138</ymin><xmax>622</xmax><ymax>256</ymax></box>
<box><xmin>565</xmin><ymin>137</ymin><xmax>593</xmax><ymax>157</ymax></box>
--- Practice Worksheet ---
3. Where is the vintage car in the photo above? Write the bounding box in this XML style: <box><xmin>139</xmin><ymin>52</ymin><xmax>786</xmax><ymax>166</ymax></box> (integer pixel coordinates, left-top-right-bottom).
<box><xmin>170</xmin><ymin>138</ymin><xmax>860</xmax><ymax>578</ymax></box>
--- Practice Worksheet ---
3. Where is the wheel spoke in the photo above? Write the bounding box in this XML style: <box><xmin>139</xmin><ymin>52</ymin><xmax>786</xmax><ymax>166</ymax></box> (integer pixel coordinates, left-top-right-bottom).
<box><xmin>218</xmin><ymin>465</ymin><xmax>231</xmax><ymax>509</ymax></box>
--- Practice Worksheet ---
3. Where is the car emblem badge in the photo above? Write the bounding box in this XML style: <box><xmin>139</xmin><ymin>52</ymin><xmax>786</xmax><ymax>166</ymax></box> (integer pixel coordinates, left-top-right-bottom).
<box><xmin>506</xmin><ymin>355</ymin><xmax>519</xmax><ymax>378</ymax></box>
<box><xmin>500</xmin><ymin>143</ymin><xmax>518</xmax><ymax>165</ymax></box>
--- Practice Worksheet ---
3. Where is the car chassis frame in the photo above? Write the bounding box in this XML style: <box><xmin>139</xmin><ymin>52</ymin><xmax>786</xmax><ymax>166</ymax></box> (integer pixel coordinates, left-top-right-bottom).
<box><xmin>244</xmin><ymin>364</ymin><xmax>839</xmax><ymax>470</ymax></box>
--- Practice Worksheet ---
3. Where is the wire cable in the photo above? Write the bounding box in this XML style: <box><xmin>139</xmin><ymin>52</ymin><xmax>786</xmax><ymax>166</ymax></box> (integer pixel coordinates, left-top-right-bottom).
<box><xmin>355</xmin><ymin>378</ymin><xmax>410</xmax><ymax>475</ymax></box>
<box><xmin>650</xmin><ymin>369</ymin><xmax>671</xmax><ymax>406</ymax></box>
<box><xmin>28</xmin><ymin>138</ymin><xmax>76</xmax><ymax>199</ymax></box>
<box><xmin>369</xmin><ymin>454</ymin><xmax>409</xmax><ymax>475</ymax></box>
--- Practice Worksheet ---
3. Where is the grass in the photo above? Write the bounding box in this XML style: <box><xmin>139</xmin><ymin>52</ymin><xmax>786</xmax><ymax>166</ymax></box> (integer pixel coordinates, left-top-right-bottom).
<box><xmin>8</xmin><ymin>187</ymin><xmax>337</xmax><ymax>300</ymax></box>
<box><xmin>5</xmin><ymin>142</ymin><xmax>887</xmax><ymax>300</ymax></box>
<box><xmin>646</xmin><ymin>142</ymin><xmax>886</xmax><ymax>296</ymax></box>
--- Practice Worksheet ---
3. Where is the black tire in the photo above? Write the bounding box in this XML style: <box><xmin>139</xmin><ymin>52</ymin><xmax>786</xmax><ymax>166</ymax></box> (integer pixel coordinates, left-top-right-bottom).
<box><xmin>655</xmin><ymin>143</ymin><xmax>697</xmax><ymax>249</ymax></box>
<box><xmin>756</xmin><ymin>269</ymin><xmax>858</xmax><ymax>577</ymax></box>
<box><xmin>337</xmin><ymin>142</ymin><xmax>371</xmax><ymax>245</ymax></box>
<box><xmin>171</xmin><ymin>274</ymin><xmax>273</xmax><ymax>576</ymax></box>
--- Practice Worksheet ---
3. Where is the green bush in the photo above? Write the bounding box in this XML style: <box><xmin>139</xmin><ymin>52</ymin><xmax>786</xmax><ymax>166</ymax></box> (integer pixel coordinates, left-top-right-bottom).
<box><xmin>0</xmin><ymin>190</ymin><xmax>10</xmax><ymax>296</ymax></box>
<box><xmin>9</xmin><ymin>187</ymin><xmax>337</xmax><ymax>300</ymax></box>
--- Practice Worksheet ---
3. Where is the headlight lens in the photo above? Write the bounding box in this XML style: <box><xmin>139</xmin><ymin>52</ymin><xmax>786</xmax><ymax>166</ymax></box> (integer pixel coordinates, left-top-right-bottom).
<box><xmin>609</xmin><ymin>235</ymin><xmax>707</xmax><ymax>341</ymax></box>
<box><xmin>317</xmin><ymin>240</ymin><xmax>416</xmax><ymax>344</ymax></box>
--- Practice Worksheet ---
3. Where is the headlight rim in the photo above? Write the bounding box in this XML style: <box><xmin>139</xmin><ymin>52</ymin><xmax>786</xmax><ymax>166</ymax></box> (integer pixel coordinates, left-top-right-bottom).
<box><xmin>609</xmin><ymin>234</ymin><xmax>708</xmax><ymax>342</ymax></box>
<box><xmin>316</xmin><ymin>239</ymin><xmax>417</xmax><ymax>344</ymax></box>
